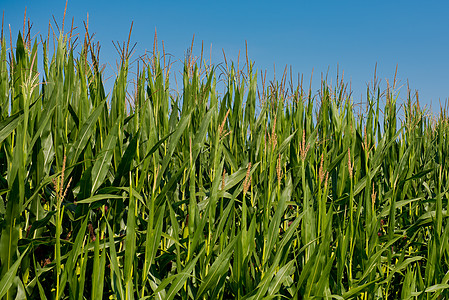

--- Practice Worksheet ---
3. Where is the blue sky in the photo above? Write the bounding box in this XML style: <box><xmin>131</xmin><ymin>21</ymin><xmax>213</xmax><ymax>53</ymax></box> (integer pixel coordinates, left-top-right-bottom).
<box><xmin>2</xmin><ymin>0</ymin><xmax>448</xmax><ymax>114</ymax></box>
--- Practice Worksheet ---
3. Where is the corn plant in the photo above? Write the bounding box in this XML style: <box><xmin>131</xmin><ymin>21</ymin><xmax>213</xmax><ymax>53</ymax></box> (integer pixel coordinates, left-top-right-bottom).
<box><xmin>0</xmin><ymin>15</ymin><xmax>448</xmax><ymax>300</ymax></box>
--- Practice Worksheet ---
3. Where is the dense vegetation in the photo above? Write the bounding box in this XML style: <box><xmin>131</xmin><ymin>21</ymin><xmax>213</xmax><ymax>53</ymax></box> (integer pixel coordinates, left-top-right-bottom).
<box><xmin>0</xmin><ymin>18</ymin><xmax>448</xmax><ymax>299</ymax></box>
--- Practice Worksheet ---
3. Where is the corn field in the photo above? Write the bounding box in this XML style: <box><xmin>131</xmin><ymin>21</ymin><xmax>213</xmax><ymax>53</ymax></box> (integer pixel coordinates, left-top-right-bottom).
<box><xmin>0</xmin><ymin>19</ymin><xmax>449</xmax><ymax>299</ymax></box>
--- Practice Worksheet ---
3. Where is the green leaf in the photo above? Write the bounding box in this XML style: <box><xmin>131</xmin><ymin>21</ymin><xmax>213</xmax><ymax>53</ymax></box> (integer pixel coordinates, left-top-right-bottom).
<box><xmin>0</xmin><ymin>111</ymin><xmax>24</xmax><ymax>144</ymax></box>
<box><xmin>163</xmin><ymin>247</ymin><xmax>205</xmax><ymax>300</ymax></box>
<box><xmin>196</xmin><ymin>235</ymin><xmax>237</xmax><ymax>298</ymax></box>
<box><xmin>0</xmin><ymin>247</ymin><xmax>28</xmax><ymax>298</ymax></box>
<box><xmin>91</xmin><ymin>122</ymin><xmax>119</xmax><ymax>193</ymax></box>
<box><xmin>67</xmin><ymin>99</ymin><xmax>106</xmax><ymax>165</ymax></box>
<box><xmin>74</xmin><ymin>194</ymin><xmax>126</xmax><ymax>204</ymax></box>
<box><xmin>267</xmin><ymin>260</ymin><xmax>295</xmax><ymax>296</ymax></box>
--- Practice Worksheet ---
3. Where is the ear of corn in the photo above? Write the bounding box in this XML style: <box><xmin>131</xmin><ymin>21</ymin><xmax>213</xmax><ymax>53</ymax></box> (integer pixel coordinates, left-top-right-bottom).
<box><xmin>0</xmin><ymin>17</ymin><xmax>448</xmax><ymax>299</ymax></box>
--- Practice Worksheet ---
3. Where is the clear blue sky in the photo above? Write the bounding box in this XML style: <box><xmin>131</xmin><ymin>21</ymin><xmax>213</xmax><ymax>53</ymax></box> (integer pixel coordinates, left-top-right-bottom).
<box><xmin>2</xmin><ymin>0</ymin><xmax>448</xmax><ymax>114</ymax></box>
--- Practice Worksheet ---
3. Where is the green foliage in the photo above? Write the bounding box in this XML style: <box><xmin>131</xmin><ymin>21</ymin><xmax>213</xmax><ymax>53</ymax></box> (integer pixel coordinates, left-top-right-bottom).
<box><xmin>0</xmin><ymin>20</ymin><xmax>449</xmax><ymax>300</ymax></box>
